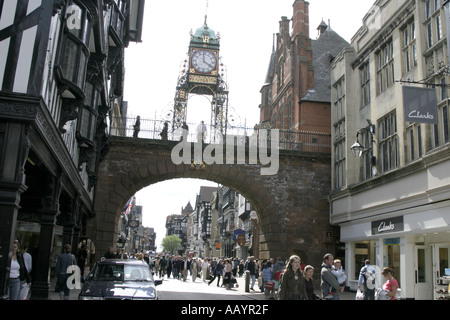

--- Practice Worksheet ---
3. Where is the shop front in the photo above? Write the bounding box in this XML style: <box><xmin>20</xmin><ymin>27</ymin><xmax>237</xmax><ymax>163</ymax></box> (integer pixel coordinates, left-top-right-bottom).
<box><xmin>340</xmin><ymin>200</ymin><xmax>450</xmax><ymax>300</ymax></box>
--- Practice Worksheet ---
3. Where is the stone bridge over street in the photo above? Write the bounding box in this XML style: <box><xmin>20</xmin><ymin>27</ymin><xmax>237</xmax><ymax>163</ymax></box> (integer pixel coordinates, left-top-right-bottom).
<box><xmin>90</xmin><ymin>135</ymin><xmax>333</xmax><ymax>266</ymax></box>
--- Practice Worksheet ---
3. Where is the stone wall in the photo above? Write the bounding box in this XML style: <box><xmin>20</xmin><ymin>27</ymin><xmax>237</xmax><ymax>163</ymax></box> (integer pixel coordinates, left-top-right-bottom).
<box><xmin>91</xmin><ymin>136</ymin><xmax>333</xmax><ymax>268</ymax></box>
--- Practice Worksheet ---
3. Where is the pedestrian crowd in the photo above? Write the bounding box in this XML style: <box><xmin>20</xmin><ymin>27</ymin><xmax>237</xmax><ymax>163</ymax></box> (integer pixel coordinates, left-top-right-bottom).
<box><xmin>101</xmin><ymin>250</ymin><xmax>399</xmax><ymax>300</ymax></box>
<box><xmin>6</xmin><ymin>241</ymin><xmax>399</xmax><ymax>301</ymax></box>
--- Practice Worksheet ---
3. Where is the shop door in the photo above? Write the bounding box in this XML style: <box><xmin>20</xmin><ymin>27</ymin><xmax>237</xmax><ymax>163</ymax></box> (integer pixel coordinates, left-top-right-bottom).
<box><xmin>414</xmin><ymin>246</ymin><xmax>432</xmax><ymax>300</ymax></box>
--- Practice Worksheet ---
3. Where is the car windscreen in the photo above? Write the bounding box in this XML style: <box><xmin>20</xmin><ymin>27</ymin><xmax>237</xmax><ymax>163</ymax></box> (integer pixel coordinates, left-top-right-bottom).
<box><xmin>124</xmin><ymin>265</ymin><xmax>153</xmax><ymax>281</ymax></box>
<box><xmin>91</xmin><ymin>263</ymin><xmax>153</xmax><ymax>282</ymax></box>
<box><xmin>93</xmin><ymin>263</ymin><xmax>125</xmax><ymax>281</ymax></box>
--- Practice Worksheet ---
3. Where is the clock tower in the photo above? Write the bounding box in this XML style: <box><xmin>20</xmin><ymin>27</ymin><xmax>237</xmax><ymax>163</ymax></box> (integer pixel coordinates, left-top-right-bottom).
<box><xmin>173</xmin><ymin>17</ymin><xmax>229</xmax><ymax>140</ymax></box>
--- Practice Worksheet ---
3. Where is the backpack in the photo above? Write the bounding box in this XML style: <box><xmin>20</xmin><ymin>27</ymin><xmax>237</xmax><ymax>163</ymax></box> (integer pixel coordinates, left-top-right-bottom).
<box><xmin>364</xmin><ymin>268</ymin><xmax>376</xmax><ymax>290</ymax></box>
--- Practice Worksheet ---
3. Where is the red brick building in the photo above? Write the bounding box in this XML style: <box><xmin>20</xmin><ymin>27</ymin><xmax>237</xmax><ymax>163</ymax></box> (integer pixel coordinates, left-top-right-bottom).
<box><xmin>259</xmin><ymin>0</ymin><xmax>349</xmax><ymax>136</ymax></box>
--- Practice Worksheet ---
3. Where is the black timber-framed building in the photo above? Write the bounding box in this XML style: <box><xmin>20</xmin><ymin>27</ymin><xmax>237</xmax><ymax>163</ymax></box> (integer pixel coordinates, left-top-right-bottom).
<box><xmin>0</xmin><ymin>0</ymin><xmax>144</xmax><ymax>299</ymax></box>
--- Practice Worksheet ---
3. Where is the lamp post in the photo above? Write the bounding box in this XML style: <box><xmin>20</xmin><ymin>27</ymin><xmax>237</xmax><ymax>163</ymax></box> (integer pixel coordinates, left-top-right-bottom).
<box><xmin>350</xmin><ymin>120</ymin><xmax>377</xmax><ymax>176</ymax></box>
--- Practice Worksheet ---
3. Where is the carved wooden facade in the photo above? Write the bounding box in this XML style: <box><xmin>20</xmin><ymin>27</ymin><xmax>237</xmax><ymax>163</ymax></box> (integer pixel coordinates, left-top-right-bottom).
<box><xmin>0</xmin><ymin>0</ymin><xmax>144</xmax><ymax>299</ymax></box>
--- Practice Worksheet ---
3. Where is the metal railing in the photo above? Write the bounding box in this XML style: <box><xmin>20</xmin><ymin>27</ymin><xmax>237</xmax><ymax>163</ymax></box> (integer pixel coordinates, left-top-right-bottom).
<box><xmin>109</xmin><ymin>116</ymin><xmax>331</xmax><ymax>153</ymax></box>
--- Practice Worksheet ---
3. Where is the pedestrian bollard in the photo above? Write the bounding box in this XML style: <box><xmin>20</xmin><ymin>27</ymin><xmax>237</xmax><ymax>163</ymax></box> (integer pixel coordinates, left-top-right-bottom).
<box><xmin>245</xmin><ymin>270</ymin><xmax>250</xmax><ymax>292</ymax></box>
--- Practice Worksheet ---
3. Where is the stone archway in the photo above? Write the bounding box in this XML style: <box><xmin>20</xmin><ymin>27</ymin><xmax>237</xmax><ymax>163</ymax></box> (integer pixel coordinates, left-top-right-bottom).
<box><xmin>90</xmin><ymin>136</ymin><xmax>332</xmax><ymax>267</ymax></box>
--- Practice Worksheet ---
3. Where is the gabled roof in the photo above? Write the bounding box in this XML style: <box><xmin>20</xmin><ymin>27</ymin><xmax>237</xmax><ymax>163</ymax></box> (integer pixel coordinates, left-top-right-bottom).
<box><xmin>302</xmin><ymin>27</ymin><xmax>350</xmax><ymax>103</ymax></box>
<box><xmin>198</xmin><ymin>186</ymin><xmax>217</xmax><ymax>203</ymax></box>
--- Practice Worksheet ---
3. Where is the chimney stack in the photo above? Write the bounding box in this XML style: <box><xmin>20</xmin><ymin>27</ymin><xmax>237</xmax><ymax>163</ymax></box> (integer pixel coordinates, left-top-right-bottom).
<box><xmin>292</xmin><ymin>0</ymin><xmax>310</xmax><ymax>36</ymax></box>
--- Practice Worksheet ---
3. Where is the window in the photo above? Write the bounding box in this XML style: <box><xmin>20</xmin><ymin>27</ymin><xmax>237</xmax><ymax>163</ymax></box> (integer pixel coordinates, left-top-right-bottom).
<box><xmin>360</xmin><ymin>62</ymin><xmax>370</xmax><ymax>106</ymax></box>
<box><xmin>427</xmin><ymin>23</ymin><xmax>433</xmax><ymax>48</ymax></box>
<box><xmin>333</xmin><ymin>79</ymin><xmax>346</xmax><ymax>189</ymax></box>
<box><xmin>360</xmin><ymin>128</ymin><xmax>375</xmax><ymax>180</ymax></box>
<box><xmin>56</xmin><ymin>1</ymin><xmax>93</xmax><ymax>96</ymax></box>
<box><xmin>406</xmin><ymin>124</ymin><xmax>423</xmax><ymax>163</ymax></box>
<box><xmin>376</xmin><ymin>40</ymin><xmax>394</xmax><ymax>94</ymax></box>
<box><xmin>425</xmin><ymin>0</ymin><xmax>431</xmax><ymax>19</ymax></box>
<box><xmin>277</xmin><ymin>58</ymin><xmax>285</xmax><ymax>91</ymax></box>
<box><xmin>425</xmin><ymin>0</ymin><xmax>443</xmax><ymax>49</ymax></box>
<box><xmin>109</xmin><ymin>0</ymin><xmax>126</xmax><ymax>44</ymax></box>
<box><xmin>432</xmin><ymin>95</ymin><xmax>450</xmax><ymax>149</ymax></box>
<box><xmin>378</xmin><ymin>112</ymin><xmax>399</xmax><ymax>173</ymax></box>
<box><xmin>434</xmin><ymin>0</ymin><xmax>441</xmax><ymax>12</ymax></box>
<box><xmin>334</xmin><ymin>141</ymin><xmax>346</xmax><ymax>189</ymax></box>
<box><xmin>436</xmin><ymin>15</ymin><xmax>443</xmax><ymax>41</ymax></box>
<box><xmin>402</xmin><ymin>20</ymin><xmax>417</xmax><ymax>74</ymax></box>
<box><xmin>77</xmin><ymin>80</ymin><xmax>99</xmax><ymax>145</ymax></box>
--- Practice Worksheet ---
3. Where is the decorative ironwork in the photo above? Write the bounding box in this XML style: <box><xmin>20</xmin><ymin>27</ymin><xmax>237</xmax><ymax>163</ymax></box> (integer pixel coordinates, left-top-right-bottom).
<box><xmin>109</xmin><ymin>116</ymin><xmax>331</xmax><ymax>153</ymax></box>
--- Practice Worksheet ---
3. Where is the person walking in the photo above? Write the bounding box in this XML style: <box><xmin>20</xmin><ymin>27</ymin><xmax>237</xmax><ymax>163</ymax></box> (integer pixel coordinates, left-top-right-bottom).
<box><xmin>304</xmin><ymin>265</ymin><xmax>321</xmax><ymax>300</ymax></box>
<box><xmin>159</xmin><ymin>121</ymin><xmax>168</xmax><ymax>140</ymax></box>
<box><xmin>173</xmin><ymin>256</ymin><xmax>181</xmax><ymax>280</ymax></box>
<box><xmin>357</xmin><ymin>259</ymin><xmax>377</xmax><ymax>300</ymax></box>
<box><xmin>55</xmin><ymin>244</ymin><xmax>77</xmax><ymax>300</ymax></box>
<box><xmin>181</xmin><ymin>256</ymin><xmax>190</xmax><ymax>281</ymax></box>
<box><xmin>20</xmin><ymin>244</ymin><xmax>32</xmax><ymax>300</ymax></box>
<box><xmin>320</xmin><ymin>253</ymin><xmax>343</xmax><ymax>300</ymax></box>
<box><xmin>159</xmin><ymin>256</ymin><xmax>167</xmax><ymax>278</ymax></box>
<box><xmin>196</xmin><ymin>120</ymin><xmax>207</xmax><ymax>142</ymax></box>
<box><xmin>77</xmin><ymin>245</ymin><xmax>87</xmax><ymax>277</ymax></box>
<box><xmin>180</xmin><ymin>122</ymin><xmax>189</xmax><ymax>141</ymax></box>
<box><xmin>166</xmin><ymin>256</ymin><xmax>173</xmax><ymax>279</ymax></box>
<box><xmin>381</xmin><ymin>267</ymin><xmax>398</xmax><ymax>300</ymax></box>
<box><xmin>278</xmin><ymin>255</ymin><xmax>307</xmax><ymax>300</ymax></box>
<box><xmin>262</xmin><ymin>261</ymin><xmax>274</xmax><ymax>299</ymax></box>
<box><xmin>245</xmin><ymin>256</ymin><xmax>257</xmax><ymax>290</ymax></box>
<box><xmin>238</xmin><ymin>260</ymin><xmax>244</xmax><ymax>277</ymax></box>
<box><xmin>133</xmin><ymin>116</ymin><xmax>141</xmax><ymax>138</ymax></box>
<box><xmin>223</xmin><ymin>259</ymin><xmax>233</xmax><ymax>290</ymax></box>
<box><xmin>8</xmin><ymin>241</ymin><xmax>31</xmax><ymax>300</ymax></box>
<box><xmin>208</xmin><ymin>259</ymin><xmax>223</xmax><ymax>287</ymax></box>
<box><xmin>154</xmin><ymin>256</ymin><xmax>160</xmax><ymax>276</ymax></box>
<box><xmin>202</xmin><ymin>258</ymin><xmax>210</xmax><ymax>282</ymax></box>
<box><xmin>191</xmin><ymin>258</ymin><xmax>199</xmax><ymax>282</ymax></box>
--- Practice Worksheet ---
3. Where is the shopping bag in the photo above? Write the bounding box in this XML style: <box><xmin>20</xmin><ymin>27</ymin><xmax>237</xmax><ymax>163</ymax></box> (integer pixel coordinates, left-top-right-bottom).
<box><xmin>264</xmin><ymin>281</ymin><xmax>275</xmax><ymax>290</ymax></box>
<box><xmin>355</xmin><ymin>289</ymin><xmax>364</xmax><ymax>300</ymax></box>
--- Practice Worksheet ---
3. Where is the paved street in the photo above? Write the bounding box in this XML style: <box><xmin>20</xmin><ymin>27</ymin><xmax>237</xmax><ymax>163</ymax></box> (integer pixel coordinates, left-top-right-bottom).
<box><xmin>46</xmin><ymin>271</ymin><xmax>356</xmax><ymax>301</ymax></box>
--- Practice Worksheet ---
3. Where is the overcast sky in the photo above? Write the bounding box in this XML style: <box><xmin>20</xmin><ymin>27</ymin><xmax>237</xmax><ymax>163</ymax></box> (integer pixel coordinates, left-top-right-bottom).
<box><xmin>123</xmin><ymin>0</ymin><xmax>375</xmax><ymax>251</ymax></box>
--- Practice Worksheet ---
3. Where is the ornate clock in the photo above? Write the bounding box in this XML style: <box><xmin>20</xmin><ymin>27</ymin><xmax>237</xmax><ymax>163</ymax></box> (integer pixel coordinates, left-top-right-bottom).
<box><xmin>191</xmin><ymin>50</ymin><xmax>216</xmax><ymax>73</ymax></box>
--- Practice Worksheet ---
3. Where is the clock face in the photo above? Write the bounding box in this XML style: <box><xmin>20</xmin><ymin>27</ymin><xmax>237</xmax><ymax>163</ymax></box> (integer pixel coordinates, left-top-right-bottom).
<box><xmin>192</xmin><ymin>50</ymin><xmax>217</xmax><ymax>73</ymax></box>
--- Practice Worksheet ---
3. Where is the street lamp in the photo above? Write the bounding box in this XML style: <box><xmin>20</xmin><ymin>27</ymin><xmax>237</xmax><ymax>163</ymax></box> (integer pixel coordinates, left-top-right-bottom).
<box><xmin>351</xmin><ymin>120</ymin><xmax>377</xmax><ymax>175</ymax></box>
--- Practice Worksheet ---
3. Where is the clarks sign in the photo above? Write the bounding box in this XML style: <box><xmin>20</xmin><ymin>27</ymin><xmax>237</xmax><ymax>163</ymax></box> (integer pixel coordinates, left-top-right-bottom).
<box><xmin>402</xmin><ymin>86</ymin><xmax>438</xmax><ymax>124</ymax></box>
<box><xmin>371</xmin><ymin>216</ymin><xmax>404</xmax><ymax>235</ymax></box>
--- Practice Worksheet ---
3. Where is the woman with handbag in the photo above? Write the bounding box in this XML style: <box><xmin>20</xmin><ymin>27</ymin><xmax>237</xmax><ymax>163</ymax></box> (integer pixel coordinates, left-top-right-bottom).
<box><xmin>278</xmin><ymin>255</ymin><xmax>307</xmax><ymax>300</ymax></box>
<box><xmin>8</xmin><ymin>241</ymin><xmax>31</xmax><ymax>300</ymax></box>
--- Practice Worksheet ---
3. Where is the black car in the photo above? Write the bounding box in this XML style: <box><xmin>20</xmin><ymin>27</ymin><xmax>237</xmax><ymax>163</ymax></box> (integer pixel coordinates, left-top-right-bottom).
<box><xmin>79</xmin><ymin>258</ymin><xmax>163</xmax><ymax>300</ymax></box>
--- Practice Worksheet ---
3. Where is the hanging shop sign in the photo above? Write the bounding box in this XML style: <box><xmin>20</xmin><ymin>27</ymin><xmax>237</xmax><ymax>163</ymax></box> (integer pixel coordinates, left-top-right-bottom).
<box><xmin>402</xmin><ymin>86</ymin><xmax>438</xmax><ymax>124</ymax></box>
<box><xmin>371</xmin><ymin>216</ymin><xmax>404</xmax><ymax>235</ymax></box>
<box><xmin>233</xmin><ymin>229</ymin><xmax>246</xmax><ymax>246</ymax></box>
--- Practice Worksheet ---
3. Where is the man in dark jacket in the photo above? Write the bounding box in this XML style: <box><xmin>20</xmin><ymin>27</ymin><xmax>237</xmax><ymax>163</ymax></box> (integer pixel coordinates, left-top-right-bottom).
<box><xmin>320</xmin><ymin>253</ymin><xmax>343</xmax><ymax>300</ymax></box>
<box><xmin>180</xmin><ymin>256</ymin><xmax>191</xmax><ymax>281</ymax></box>
<box><xmin>245</xmin><ymin>256</ymin><xmax>257</xmax><ymax>290</ymax></box>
